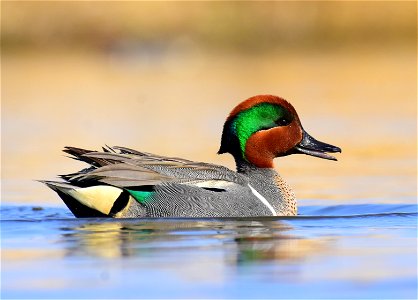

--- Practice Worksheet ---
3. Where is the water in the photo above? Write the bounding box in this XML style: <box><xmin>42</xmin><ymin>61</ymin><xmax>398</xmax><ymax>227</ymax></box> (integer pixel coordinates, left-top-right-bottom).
<box><xmin>2</xmin><ymin>8</ymin><xmax>417</xmax><ymax>297</ymax></box>
<box><xmin>1</xmin><ymin>203</ymin><xmax>416</xmax><ymax>299</ymax></box>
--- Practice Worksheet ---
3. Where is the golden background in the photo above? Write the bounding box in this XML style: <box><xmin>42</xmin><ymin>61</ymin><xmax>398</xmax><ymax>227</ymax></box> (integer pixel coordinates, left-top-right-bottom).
<box><xmin>2</xmin><ymin>1</ymin><xmax>416</xmax><ymax>205</ymax></box>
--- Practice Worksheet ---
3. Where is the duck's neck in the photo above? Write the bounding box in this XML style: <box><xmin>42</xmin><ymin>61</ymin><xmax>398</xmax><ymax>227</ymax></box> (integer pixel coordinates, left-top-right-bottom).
<box><xmin>236</xmin><ymin>159</ymin><xmax>297</xmax><ymax>216</ymax></box>
<box><xmin>236</xmin><ymin>159</ymin><xmax>264</xmax><ymax>174</ymax></box>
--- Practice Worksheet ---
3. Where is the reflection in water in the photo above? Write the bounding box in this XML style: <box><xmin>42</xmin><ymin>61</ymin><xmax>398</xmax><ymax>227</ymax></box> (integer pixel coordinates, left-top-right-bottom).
<box><xmin>1</xmin><ymin>2</ymin><xmax>416</xmax><ymax>297</ymax></box>
<box><xmin>234</xmin><ymin>236</ymin><xmax>325</xmax><ymax>264</ymax></box>
<box><xmin>59</xmin><ymin>219</ymin><xmax>329</xmax><ymax>267</ymax></box>
<box><xmin>2</xmin><ymin>207</ymin><xmax>416</xmax><ymax>299</ymax></box>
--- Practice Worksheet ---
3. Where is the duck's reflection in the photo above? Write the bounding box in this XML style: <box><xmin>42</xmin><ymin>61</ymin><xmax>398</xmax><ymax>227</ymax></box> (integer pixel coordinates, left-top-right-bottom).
<box><xmin>59</xmin><ymin>218</ymin><xmax>328</xmax><ymax>265</ymax></box>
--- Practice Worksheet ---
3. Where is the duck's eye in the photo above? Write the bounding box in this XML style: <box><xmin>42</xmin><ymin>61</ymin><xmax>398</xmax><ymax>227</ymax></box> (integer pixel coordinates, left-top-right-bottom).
<box><xmin>276</xmin><ymin>117</ymin><xmax>291</xmax><ymax>126</ymax></box>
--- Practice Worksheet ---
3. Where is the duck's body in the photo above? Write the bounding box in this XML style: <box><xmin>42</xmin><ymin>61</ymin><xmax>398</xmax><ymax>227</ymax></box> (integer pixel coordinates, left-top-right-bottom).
<box><xmin>44</xmin><ymin>147</ymin><xmax>295</xmax><ymax>217</ymax></box>
<box><xmin>43</xmin><ymin>95</ymin><xmax>340</xmax><ymax>218</ymax></box>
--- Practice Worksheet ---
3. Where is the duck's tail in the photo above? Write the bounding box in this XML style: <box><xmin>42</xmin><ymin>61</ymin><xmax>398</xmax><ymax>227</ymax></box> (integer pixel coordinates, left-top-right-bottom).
<box><xmin>41</xmin><ymin>181</ymin><xmax>133</xmax><ymax>218</ymax></box>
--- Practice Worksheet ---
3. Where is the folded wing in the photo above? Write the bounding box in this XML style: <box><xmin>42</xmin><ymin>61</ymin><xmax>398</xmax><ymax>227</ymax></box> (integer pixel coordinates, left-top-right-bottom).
<box><xmin>61</xmin><ymin>146</ymin><xmax>248</xmax><ymax>191</ymax></box>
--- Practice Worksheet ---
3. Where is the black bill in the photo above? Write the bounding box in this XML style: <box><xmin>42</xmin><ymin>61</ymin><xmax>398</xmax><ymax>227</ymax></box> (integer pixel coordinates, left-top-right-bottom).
<box><xmin>294</xmin><ymin>129</ymin><xmax>341</xmax><ymax>161</ymax></box>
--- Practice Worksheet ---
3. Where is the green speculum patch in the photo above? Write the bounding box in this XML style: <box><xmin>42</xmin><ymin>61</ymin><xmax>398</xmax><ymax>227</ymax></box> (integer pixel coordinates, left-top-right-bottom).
<box><xmin>127</xmin><ymin>190</ymin><xmax>154</xmax><ymax>204</ymax></box>
<box><xmin>232</xmin><ymin>103</ymin><xmax>286</xmax><ymax>160</ymax></box>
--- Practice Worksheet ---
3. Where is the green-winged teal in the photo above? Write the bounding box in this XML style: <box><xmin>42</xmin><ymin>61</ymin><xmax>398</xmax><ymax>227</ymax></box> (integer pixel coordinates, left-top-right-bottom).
<box><xmin>43</xmin><ymin>95</ymin><xmax>341</xmax><ymax>218</ymax></box>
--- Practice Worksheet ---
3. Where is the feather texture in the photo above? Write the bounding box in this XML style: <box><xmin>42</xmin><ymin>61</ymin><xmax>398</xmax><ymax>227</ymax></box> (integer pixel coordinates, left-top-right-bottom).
<box><xmin>44</xmin><ymin>145</ymin><xmax>294</xmax><ymax>217</ymax></box>
<box><xmin>41</xmin><ymin>94</ymin><xmax>341</xmax><ymax>218</ymax></box>
<box><xmin>63</xmin><ymin>146</ymin><xmax>248</xmax><ymax>188</ymax></box>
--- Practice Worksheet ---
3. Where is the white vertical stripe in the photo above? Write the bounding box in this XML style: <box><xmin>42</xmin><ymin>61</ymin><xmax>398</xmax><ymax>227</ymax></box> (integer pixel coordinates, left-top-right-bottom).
<box><xmin>248</xmin><ymin>184</ymin><xmax>277</xmax><ymax>216</ymax></box>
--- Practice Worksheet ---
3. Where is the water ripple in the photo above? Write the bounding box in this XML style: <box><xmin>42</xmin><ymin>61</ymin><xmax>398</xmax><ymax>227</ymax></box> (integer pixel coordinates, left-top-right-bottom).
<box><xmin>1</xmin><ymin>203</ymin><xmax>416</xmax><ymax>222</ymax></box>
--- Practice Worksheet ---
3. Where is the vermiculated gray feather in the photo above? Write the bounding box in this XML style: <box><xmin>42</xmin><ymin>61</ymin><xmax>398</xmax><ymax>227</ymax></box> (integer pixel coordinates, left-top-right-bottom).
<box><xmin>53</xmin><ymin>146</ymin><xmax>296</xmax><ymax>217</ymax></box>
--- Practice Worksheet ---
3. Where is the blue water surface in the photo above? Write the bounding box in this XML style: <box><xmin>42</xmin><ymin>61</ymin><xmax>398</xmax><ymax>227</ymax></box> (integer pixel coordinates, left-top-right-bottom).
<box><xmin>1</xmin><ymin>203</ymin><xmax>417</xmax><ymax>299</ymax></box>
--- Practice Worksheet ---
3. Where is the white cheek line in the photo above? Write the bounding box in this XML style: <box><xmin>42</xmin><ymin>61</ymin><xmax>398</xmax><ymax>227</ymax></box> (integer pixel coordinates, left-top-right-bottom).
<box><xmin>248</xmin><ymin>184</ymin><xmax>277</xmax><ymax>216</ymax></box>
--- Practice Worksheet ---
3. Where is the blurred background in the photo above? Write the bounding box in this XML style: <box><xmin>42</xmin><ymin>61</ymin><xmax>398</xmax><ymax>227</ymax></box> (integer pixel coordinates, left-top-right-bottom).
<box><xmin>2</xmin><ymin>1</ymin><xmax>416</xmax><ymax>206</ymax></box>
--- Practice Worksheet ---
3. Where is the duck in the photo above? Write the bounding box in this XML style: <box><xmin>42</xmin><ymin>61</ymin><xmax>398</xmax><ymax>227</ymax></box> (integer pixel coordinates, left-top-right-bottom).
<box><xmin>42</xmin><ymin>95</ymin><xmax>341</xmax><ymax>218</ymax></box>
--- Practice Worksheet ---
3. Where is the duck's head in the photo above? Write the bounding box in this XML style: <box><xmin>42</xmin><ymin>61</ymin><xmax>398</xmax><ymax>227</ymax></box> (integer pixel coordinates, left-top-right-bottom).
<box><xmin>218</xmin><ymin>95</ymin><xmax>341</xmax><ymax>168</ymax></box>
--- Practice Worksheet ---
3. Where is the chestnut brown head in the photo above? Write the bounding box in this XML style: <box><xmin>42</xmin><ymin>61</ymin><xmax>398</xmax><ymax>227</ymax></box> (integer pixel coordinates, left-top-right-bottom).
<box><xmin>218</xmin><ymin>95</ymin><xmax>341</xmax><ymax>168</ymax></box>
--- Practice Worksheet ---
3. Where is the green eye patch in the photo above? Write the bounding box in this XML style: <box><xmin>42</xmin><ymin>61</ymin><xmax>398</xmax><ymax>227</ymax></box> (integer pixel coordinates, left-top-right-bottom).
<box><xmin>231</xmin><ymin>103</ymin><xmax>290</xmax><ymax>159</ymax></box>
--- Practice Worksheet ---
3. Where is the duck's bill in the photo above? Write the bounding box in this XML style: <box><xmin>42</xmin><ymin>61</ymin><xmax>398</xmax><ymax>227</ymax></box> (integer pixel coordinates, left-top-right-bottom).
<box><xmin>294</xmin><ymin>130</ymin><xmax>341</xmax><ymax>161</ymax></box>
